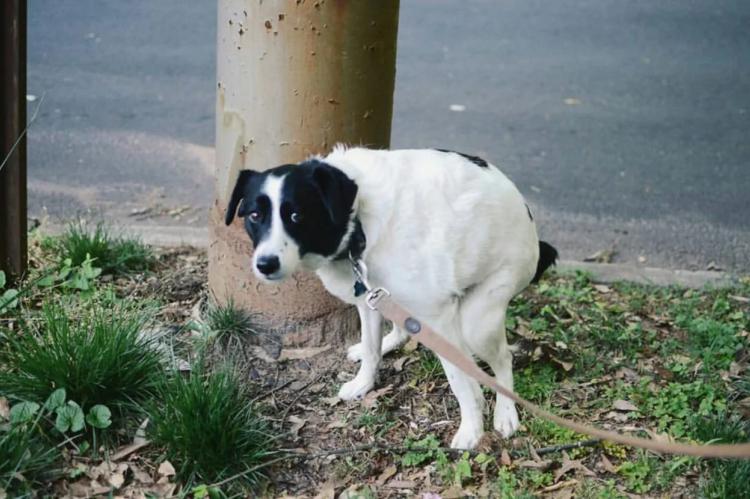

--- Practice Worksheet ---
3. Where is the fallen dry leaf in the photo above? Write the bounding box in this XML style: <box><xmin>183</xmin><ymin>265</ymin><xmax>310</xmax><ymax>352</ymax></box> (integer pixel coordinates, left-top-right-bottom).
<box><xmin>279</xmin><ymin>345</ymin><xmax>331</xmax><ymax>361</ymax></box>
<box><xmin>376</xmin><ymin>465</ymin><xmax>397</xmax><ymax>485</ymax></box>
<box><xmin>612</xmin><ymin>399</ymin><xmax>639</xmax><ymax>412</ymax></box>
<box><xmin>129</xmin><ymin>464</ymin><xmax>154</xmax><ymax>485</ymax></box>
<box><xmin>362</xmin><ymin>384</ymin><xmax>393</xmax><ymax>409</ymax></box>
<box><xmin>0</xmin><ymin>397</ymin><xmax>8</xmax><ymax>420</ymax></box>
<box><xmin>441</xmin><ymin>486</ymin><xmax>470</xmax><ymax>499</ymax></box>
<box><xmin>314</xmin><ymin>479</ymin><xmax>336</xmax><ymax>499</ymax></box>
<box><xmin>108</xmin><ymin>471</ymin><xmax>125</xmax><ymax>489</ymax></box>
<box><xmin>500</xmin><ymin>449</ymin><xmax>512</xmax><ymax>466</ymax></box>
<box><xmin>599</xmin><ymin>455</ymin><xmax>618</xmax><ymax>474</ymax></box>
<box><xmin>111</xmin><ymin>440</ymin><xmax>150</xmax><ymax>461</ymax></box>
<box><xmin>393</xmin><ymin>356</ymin><xmax>410</xmax><ymax>372</ymax></box>
<box><xmin>584</xmin><ymin>248</ymin><xmax>615</xmax><ymax>263</ymax></box>
<box><xmin>288</xmin><ymin>415</ymin><xmax>307</xmax><ymax>437</ymax></box>
<box><xmin>554</xmin><ymin>452</ymin><xmax>596</xmax><ymax>482</ymax></box>
<box><xmin>321</xmin><ymin>396</ymin><xmax>341</xmax><ymax>407</ymax></box>
<box><xmin>403</xmin><ymin>338</ymin><xmax>419</xmax><ymax>352</ymax></box>
<box><xmin>157</xmin><ymin>461</ymin><xmax>176</xmax><ymax>477</ymax></box>
<box><xmin>326</xmin><ymin>420</ymin><xmax>347</xmax><ymax>430</ymax></box>
<box><xmin>386</xmin><ymin>480</ymin><xmax>416</xmax><ymax>489</ymax></box>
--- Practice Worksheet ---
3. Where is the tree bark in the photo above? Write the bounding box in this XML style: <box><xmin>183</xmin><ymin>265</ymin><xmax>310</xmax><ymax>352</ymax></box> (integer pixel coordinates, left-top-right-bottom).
<box><xmin>210</xmin><ymin>0</ymin><xmax>399</xmax><ymax>346</ymax></box>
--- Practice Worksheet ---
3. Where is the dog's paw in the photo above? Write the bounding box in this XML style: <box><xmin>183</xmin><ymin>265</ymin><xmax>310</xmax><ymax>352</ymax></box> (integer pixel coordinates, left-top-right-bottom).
<box><xmin>338</xmin><ymin>374</ymin><xmax>375</xmax><ymax>400</ymax></box>
<box><xmin>347</xmin><ymin>343</ymin><xmax>365</xmax><ymax>362</ymax></box>
<box><xmin>493</xmin><ymin>401</ymin><xmax>519</xmax><ymax>438</ymax></box>
<box><xmin>450</xmin><ymin>423</ymin><xmax>484</xmax><ymax>450</ymax></box>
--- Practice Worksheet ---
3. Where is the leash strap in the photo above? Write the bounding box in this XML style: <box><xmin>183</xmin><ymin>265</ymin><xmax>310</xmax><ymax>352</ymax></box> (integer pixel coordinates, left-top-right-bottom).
<box><xmin>361</xmin><ymin>278</ymin><xmax>750</xmax><ymax>459</ymax></box>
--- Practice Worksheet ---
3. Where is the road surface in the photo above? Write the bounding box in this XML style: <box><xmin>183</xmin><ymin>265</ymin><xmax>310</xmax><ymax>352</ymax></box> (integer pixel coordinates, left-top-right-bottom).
<box><xmin>26</xmin><ymin>0</ymin><xmax>750</xmax><ymax>271</ymax></box>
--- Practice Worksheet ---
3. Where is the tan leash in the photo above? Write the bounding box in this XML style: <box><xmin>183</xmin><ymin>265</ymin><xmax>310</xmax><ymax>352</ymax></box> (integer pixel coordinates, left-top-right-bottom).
<box><xmin>350</xmin><ymin>257</ymin><xmax>750</xmax><ymax>459</ymax></box>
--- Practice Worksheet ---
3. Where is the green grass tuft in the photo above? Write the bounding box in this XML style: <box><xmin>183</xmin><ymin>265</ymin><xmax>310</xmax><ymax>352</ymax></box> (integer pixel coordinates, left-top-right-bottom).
<box><xmin>0</xmin><ymin>300</ymin><xmax>164</xmax><ymax>419</ymax></box>
<box><xmin>147</xmin><ymin>366</ymin><xmax>274</xmax><ymax>490</ymax></box>
<box><xmin>204</xmin><ymin>298</ymin><xmax>257</xmax><ymax>342</ymax></box>
<box><xmin>0</xmin><ymin>424</ymin><xmax>59</xmax><ymax>496</ymax></box>
<box><xmin>694</xmin><ymin>413</ymin><xmax>750</xmax><ymax>499</ymax></box>
<box><xmin>58</xmin><ymin>221</ymin><xmax>153</xmax><ymax>275</ymax></box>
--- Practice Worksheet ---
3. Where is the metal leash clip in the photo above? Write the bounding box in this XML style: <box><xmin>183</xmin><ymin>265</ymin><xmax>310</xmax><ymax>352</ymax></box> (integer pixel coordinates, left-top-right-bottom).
<box><xmin>365</xmin><ymin>287</ymin><xmax>391</xmax><ymax>311</ymax></box>
<box><xmin>349</xmin><ymin>253</ymin><xmax>391</xmax><ymax>309</ymax></box>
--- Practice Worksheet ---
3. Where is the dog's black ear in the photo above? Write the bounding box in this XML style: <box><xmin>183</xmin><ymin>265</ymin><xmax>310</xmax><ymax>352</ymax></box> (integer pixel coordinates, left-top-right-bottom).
<box><xmin>312</xmin><ymin>162</ymin><xmax>358</xmax><ymax>225</ymax></box>
<box><xmin>225</xmin><ymin>170</ymin><xmax>256</xmax><ymax>225</ymax></box>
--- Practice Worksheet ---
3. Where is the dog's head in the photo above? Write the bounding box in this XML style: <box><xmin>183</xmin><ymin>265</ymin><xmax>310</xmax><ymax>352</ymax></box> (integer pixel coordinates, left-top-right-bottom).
<box><xmin>225</xmin><ymin>160</ymin><xmax>358</xmax><ymax>282</ymax></box>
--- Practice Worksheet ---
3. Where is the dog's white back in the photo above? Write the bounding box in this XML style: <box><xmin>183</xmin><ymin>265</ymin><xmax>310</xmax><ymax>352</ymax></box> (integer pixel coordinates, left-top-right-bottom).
<box><xmin>317</xmin><ymin>146</ymin><xmax>539</xmax><ymax>315</ymax></box>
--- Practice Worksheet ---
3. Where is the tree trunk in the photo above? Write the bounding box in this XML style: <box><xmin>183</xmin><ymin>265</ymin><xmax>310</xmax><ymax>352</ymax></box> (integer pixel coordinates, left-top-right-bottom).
<box><xmin>210</xmin><ymin>0</ymin><xmax>399</xmax><ymax>346</ymax></box>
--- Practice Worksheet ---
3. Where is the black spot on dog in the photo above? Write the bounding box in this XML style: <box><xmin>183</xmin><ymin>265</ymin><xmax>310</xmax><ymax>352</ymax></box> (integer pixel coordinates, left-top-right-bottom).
<box><xmin>435</xmin><ymin>148</ymin><xmax>489</xmax><ymax>168</ymax></box>
<box><xmin>225</xmin><ymin>160</ymin><xmax>359</xmax><ymax>260</ymax></box>
<box><xmin>279</xmin><ymin>160</ymin><xmax>358</xmax><ymax>258</ymax></box>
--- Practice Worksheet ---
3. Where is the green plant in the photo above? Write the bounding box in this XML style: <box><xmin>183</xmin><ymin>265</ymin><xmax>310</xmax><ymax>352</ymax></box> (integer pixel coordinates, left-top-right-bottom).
<box><xmin>401</xmin><ymin>434</ymin><xmax>445</xmax><ymax>468</ymax></box>
<box><xmin>514</xmin><ymin>364</ymin><xmax>558</xmax><ymax>403</ymax></box>
<box><xmin>695</xmin><ymin>413</ymin><xmax>750</xmax><ymax>499</ymax></box>
<box><xmin>0</xmin><ymin>271</ymin><xmax>19</xmax><ymax>312</ymax></box>
<box><xmin>203</xmin><ymin>297</ymin><xmax>257</xmax><ymax>343</ymax></box>
<box><xmin>57</xmin><ymin>221</ymin><xmax>153</xmax><ymax>275</ymax></box>
<box><xmin>0</xmin><ymin>416</ymin><xmax>59</xmax><ymax>495</ymax></box>
<box><xmin>0</xmin><ymin>301</ymin><xmax>163</xmax><ymax>421</ymax></box>
<box><xmin>495</xmin><ymin>467</ymin><xmax>534</xmax><ymax>499</ymax></box>
<box><xmin>412</xmin><ymin>348</ymin><xmax>443</xmax><ymax>382</ymax></box>
<box><xmin>37</xmin><ymin>254</ymin><xmax>102</xmax><ymax>292</ymax></box>
<box><xmin>147</xmin><ymin>366</ymin><xmax>273</xmax><ymax>490</ymax></box>
<box><xmin>618</xmin><ymin>453</ymin><xmax>657</xmax><ymax>493</ymax></box>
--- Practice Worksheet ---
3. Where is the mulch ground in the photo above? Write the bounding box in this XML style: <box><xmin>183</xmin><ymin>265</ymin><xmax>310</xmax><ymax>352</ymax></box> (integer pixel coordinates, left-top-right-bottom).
<box><xmin>52</xmin><ymin>246</ymin><xmax>748</xmax><ymax>498</ymax></box>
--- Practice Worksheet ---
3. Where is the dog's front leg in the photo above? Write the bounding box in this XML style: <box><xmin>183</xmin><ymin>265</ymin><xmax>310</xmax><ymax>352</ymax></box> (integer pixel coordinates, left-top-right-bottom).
<box><xmin>338</xmin><ymin>304</ymin><xmax>383</xmax><ymax>400</ymax></box>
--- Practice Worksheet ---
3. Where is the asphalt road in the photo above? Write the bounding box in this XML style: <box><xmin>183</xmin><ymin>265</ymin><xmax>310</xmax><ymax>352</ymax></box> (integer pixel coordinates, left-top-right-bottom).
<box><xmin>26</xmin><ymin>1</ymin><xmax>750</xmax><ymax>271</ymax></box>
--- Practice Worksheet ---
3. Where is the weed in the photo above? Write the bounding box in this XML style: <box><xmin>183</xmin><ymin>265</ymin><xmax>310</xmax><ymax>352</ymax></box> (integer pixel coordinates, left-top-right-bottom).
<box><xmin>413</xmin><ymin>348</ymin><xmax>442</xmax><ymax>382</ymax></box>
<box><xmin>617</xmin><ymin>453</ymin><xmax>656</xmax><ymax>493</ymax></box>
<box><xmin>0</xmin><ymin>422</ymin><xmax>59</xmax><ymax>495</ymax></box>
<box><xmin>495</xmin><ymin>467</ymin><xmax>535</xmax><ymax>499</ymax></box>
<box><xmin>147</xmin><ymin>366</ymin><xmax>273</xmax><ymax>491</ymax></box>
<box><xmin>576</xmin><ymin>479</ymin><xmax>627</xmax><ymax>499</ymax></box>
<box><xmin>695</xmin><ymin>413</ymin><xmax>750</xmax><ymax>499</ymax></box>
<box><xmin>203</xmin><ymin>297</ymin><xmax>257</xmax><ymax>343</ymax></box>
<box><xmin>0</xmin><ymin>300</ymin><xmax>163</xmax><ymax>421</ymax></box>
<box><xmin>514</xmin><ymin>364</ymin><xmax>557</xmax><ymax>403</ymax></box>
<box><xmin>57</xmin><ymin>221</ymin><xmax>153</xmax><ymax>275</ymax></box>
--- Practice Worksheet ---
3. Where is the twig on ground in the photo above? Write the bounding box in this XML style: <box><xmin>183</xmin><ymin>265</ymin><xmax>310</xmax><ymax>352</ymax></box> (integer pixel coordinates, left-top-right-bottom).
<box><xmin>249</xmin><ymin>379</ymin><xmax>293</xmax><ymax>405</ymax></box>
<box><xmin>524</xmin><ymin>439</ymin><xmax>600</xmax><ymax>458</ymax></box>
<box><xmin>279</xmin><ymin>368</ymin><xmax>333</xmax><ymax>427</ymax></box>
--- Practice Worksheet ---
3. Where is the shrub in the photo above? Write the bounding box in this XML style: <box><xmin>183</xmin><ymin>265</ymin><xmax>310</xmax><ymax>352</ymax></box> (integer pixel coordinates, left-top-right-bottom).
<box><xmin>148</xmin><ymin>366</ymin><xmax>273</xmax><ymax>490</ymax></box>
<box><xmin>203</xmin><ymin>297</ymin><xmax>257</xmax><ymax>343</ymax></box>
<box><xmin>58</xmin><ymin>221</ymin><xmax>153</xmax><ymax>275</ymax></box>
<box><xmin>0</xmin><ymin>301</ymin><xmax>163</xmax><ymax>421</ymax></box>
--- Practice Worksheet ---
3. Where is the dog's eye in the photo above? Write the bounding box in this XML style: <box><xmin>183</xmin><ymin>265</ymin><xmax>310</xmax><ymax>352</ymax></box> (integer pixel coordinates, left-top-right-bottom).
<box><xmin>248</xmin><ymin>211</ymin><xmax>261</xmax><ymax>223</ymax></box>
<box><xmin>290</xmin><ymin>212</ymin><xmax>302</xmax><ymax>224</ymax></box>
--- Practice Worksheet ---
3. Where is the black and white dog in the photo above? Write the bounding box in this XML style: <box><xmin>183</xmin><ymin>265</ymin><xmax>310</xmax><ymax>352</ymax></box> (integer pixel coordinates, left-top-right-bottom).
<box><xmin>225</xmin><ymin>146</ymin><xmax>557</xmax><ymax>449</ymax></box>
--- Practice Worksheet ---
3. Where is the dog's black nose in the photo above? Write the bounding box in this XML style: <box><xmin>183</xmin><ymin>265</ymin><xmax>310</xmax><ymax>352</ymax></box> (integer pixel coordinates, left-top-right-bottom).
<box><xmin>256</xmin><ymin>255</ymin><xmax>280</xmax><ymax>276</ymax></box>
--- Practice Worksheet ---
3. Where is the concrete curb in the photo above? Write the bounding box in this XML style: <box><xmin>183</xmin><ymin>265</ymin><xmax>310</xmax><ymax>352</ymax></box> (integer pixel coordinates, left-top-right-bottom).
<box><xmin>123</xmin><ymin>224</ymin><xmax>738</xmax><ymax>289</ymax></box>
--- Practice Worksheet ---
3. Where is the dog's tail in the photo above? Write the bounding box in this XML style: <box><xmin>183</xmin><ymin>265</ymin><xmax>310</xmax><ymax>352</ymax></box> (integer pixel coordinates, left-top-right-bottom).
<box><xmin>532</xmin><ymin>241</ymin><xmax>558</xmax><ymax>283</ymax></box>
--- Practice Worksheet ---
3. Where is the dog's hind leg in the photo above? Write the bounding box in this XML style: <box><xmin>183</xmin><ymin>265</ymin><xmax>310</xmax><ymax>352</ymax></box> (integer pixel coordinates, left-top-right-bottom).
<box><xmin>459</xmin><ymin>270</ymin><xmax>520</xmax><ymax>438</ymax></box>
<box><xmin>347</xmin><ymin>323</ymin><xmax>410</xmax><ymax>362</ymax></box>
<box><xmin>338</xmin><ymin>304</ymin><xmax>383</xmax><ymax>400</ymax></box>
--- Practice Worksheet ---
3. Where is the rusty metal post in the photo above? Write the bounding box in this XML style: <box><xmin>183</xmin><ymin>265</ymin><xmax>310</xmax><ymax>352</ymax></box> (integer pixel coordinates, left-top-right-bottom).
<box><xmin>0</xmin><ymin>0</ymin><xmax>27</xmax><ymax>284</ymax></box>
<box><xmin>210</xmin><ymin>0</ymin><xmax>400</xmax><ymax>346</ymax></box>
